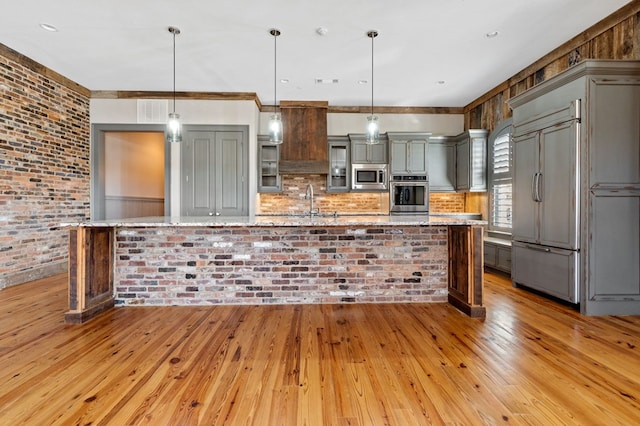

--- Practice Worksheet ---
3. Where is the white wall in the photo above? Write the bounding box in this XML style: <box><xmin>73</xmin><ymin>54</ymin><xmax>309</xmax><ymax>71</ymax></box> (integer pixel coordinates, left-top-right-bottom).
<box><xmin>258</xmin><ymin>111</ymin><xmax>464</xmax><ymax>136</ymax></box>
<box><xmin>91</xmin><ymin>99</ymin><xmax>260</xmax><ymax>216</ymax></box>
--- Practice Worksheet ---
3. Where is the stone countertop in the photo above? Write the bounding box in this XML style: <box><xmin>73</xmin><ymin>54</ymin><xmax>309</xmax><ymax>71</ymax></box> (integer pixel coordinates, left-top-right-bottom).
<box><xmin>61</xmin><ymin>215</ymin><xmax>487</xmax><ymax>228</ymax></box>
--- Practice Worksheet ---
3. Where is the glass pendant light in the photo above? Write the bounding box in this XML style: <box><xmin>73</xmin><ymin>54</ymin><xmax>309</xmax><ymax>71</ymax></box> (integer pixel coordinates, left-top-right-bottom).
<box><xmin>268</xmin><ymin>28</ymin><xmax>283</xmax><ymax>144</ymax></box>
<box><xmin>365</xmin><ymin>30</ymin><xmax>379</xmax><ymax>145</ymax></box>
<box><xmin>166</xmin><ymin>26</ymin><xmax>182</xmax><ymax>143</ymax></box>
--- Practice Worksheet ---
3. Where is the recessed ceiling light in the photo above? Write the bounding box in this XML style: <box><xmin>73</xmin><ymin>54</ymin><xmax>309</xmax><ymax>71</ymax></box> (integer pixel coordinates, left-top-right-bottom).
<box><xmin>437</xmin><ymin>80</ymin><xmax>446</xmax><ymax>85</ymax></box>
<box><xmin>316</xmin><ymin>27</ymin><xmax>329</xmax><ymax>36</ymax></box>
<box><xmin>358</xmin><ymin>80</ymin><xmax>368</xmax><ymax>85</ymax></box>
<box><xmin>280</xmin><ymin>78</ymin><xmax>290</xmax><ymax>84</ymax></box>
<box><xmin>485</xmin><ymin>31</ymin><xmax>499</xmax><ymax>39</ymax></box>
<box><xmin>39</xmin><ymin>23</ymin><xmax>59</xmax><ymax>32</ymax></box>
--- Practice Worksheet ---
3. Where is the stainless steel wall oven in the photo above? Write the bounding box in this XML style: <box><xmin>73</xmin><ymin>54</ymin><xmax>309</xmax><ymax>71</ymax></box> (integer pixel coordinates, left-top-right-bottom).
<box><xmin>390</xmin><ymin>175</ymin><xmax>429</xmax><ymax>214</ymax></box>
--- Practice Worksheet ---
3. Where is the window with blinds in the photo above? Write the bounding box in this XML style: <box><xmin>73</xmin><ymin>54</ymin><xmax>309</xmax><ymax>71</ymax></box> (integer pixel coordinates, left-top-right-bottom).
<box><xmin>488</xmin><ymin>120</ymin><xmax>513</xmax><ymax>233</ymax></box>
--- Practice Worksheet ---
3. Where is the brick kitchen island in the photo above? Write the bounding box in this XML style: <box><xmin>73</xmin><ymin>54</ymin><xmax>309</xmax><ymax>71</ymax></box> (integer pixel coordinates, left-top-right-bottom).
<box><xmin>63</xmin><ymin>215</ymin><xmax>485</xmax><ymax>323</ymax></box>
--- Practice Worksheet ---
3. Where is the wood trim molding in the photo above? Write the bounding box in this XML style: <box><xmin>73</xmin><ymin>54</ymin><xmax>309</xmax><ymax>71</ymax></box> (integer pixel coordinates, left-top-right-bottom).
<box><xmin>328</xmin><ymin>105</ymin><xmax>464</xmax><ymax>114</ymax></box>
<box><xmin>280</xmin><ymin>100</ymin><xmax>328</xmax><ymax>108</ymax></box>
<box><xmin>464</xmin><ymin>0</ymin><xmax>640</xmax><ymax>113</ymax></box>
<box><xmin>0</xmin><ymin>43</ymin><xmax>91</xmax><ymax>97</ymax></box>
<box><xmin>91</xmin><ymin>91</ymin><xmax>459</xmax><ymax>114</ymax></box>
<box><xmin>91</xmin><ymin>90</ymin><xmax>262</xmax><ymax>108</ymax></box>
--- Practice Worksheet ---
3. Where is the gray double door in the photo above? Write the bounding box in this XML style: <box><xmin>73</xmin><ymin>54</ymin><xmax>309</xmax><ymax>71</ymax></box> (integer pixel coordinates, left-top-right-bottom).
<box><xmin>181</xmin><ymin>127</ymin><xmax>248</xmax><ymax>216</ymax></box>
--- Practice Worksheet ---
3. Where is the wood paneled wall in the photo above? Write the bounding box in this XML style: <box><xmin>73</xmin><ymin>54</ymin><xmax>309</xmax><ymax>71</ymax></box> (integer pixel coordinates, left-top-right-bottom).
<box><xmin>464</xmin><ymin>1</ymin><xmax>640</xmax><ymax>133</ymax></box>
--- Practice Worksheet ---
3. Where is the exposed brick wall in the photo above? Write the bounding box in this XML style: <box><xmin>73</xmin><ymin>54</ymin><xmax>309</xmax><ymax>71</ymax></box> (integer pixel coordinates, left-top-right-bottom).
<box><xmin>114</xmin><ymin>225</ymin><xmax>449</xmax><ymax>305</ymax></box>
<box><xmin>429</xmin><ymin>193</ymin><xmax>465</xmax><ymax>213</ymax></box>
<box><xmin>257</xmin><ymin>174</ymin><xmax>389</xmax><ymax>214</ymax></box>
<box><xmin>0</xmin><ymin>48</ymin><xmax>90</xmax><ymax>288</ymax></box>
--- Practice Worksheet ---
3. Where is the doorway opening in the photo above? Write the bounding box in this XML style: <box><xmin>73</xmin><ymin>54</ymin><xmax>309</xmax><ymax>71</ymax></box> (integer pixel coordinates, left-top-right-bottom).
<box><xmin>92</xmin><ymin>124</ymin><xmax>169</xmax><ymax>220</ymax></box>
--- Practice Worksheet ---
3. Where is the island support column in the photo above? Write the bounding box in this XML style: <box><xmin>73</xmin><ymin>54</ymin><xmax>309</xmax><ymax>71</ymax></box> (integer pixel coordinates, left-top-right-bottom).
<box><xmin>65</xmin><ymin>227</ymin><xmax>115</xmax><ymax>323</ymax></box>
<box><xmin>447</xmin><ymin>225</ymin><xmax>485</xmax><ymax>318</ymax></box>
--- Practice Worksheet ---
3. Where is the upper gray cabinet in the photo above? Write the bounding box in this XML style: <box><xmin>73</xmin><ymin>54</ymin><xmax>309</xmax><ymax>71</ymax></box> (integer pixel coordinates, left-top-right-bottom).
<box><xmin>428</xmin><ymin>135</ymin><xmax>456</xmax><ymax>192</ymax></box>
<box><xmin>453</xmin><ymin>130</ymin><xmax>488</xmax><ymax>192</ymax></box>
<box><xmin>327</xmin><ymin>136</ymin><xmax>350</xmax><ymax>193</ymax></box>
<box><xmin>349</xmin><ymin>133</ymin><xmax>388</xmax><ymax>164</ymax></box>
<box><xmin>388</xmin><ymin>132</ymin><xmax>431</xmax><ymax>176</ymax></box>
<box><xmin>258</xmin><ymin>135</ymin><xmax>281</xmax><ymax>193</ymax></box>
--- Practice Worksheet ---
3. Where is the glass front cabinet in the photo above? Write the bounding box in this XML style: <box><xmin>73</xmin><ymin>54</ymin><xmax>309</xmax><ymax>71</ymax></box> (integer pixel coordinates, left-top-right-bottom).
<box><xmin>258</xmin><ymin>136</ymin><xmax>281</xmax><ymax>192</ymax></box>
<box><xmin>327</xmin><ymin>136</ymin><xmax>350</xmax><ymax>192</ymax></box>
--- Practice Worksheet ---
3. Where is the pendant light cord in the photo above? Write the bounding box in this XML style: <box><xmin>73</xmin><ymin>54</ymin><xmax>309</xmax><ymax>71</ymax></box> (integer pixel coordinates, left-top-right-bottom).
<box><xmin>273</xmin><ymin>30</ymin><xmax>278</xmax><ymax>114</ymax></box>
<box><xmin>371</xmin><ymin>33</ymin><xmax>374</xmax><ymax>117</ymax></box>
<box><xmin>274</xmin><ymin>33</ymin><xmax>277</xmax><ymax>114</ymax></box>
<box><xmin>168</xmin><ymin>26</ymin><xmax>180</xmax><ymax>114</ymax></box>
<box><xmin>172</xmin><ymin>29</ymin><xmax>176</xmax><ymax>114</ymax></box>
<box><xmin>367</xmin><ymin>30</ymin><xmax>378</xmax><ymax>117</ymax></box>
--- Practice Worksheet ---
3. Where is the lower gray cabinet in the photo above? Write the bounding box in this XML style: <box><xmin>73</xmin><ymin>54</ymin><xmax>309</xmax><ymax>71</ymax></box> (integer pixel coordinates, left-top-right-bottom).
<box><xmin>484</xmin><ymin>238</ymin><xmax>512</xmax><ymax>274</ymax></box>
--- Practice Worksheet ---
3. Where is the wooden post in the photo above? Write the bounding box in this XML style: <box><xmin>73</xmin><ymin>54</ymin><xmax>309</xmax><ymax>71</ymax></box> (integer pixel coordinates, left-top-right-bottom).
<box><xmin>65</xmin><ymin>227</ymin><xmax>115</xmax><ymax>323</ymax></box>
<box><xmin>448</xmin><ymin>225</ymin><xmax>486</xmax><ymax>318</ymax></box>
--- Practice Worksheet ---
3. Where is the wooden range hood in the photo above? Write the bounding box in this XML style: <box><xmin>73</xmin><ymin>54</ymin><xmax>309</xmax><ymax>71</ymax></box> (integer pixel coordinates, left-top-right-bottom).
<box><xmin>278</xmin><ymin>100</ymin><xmax>329</xmax><ymax>174</ymax></box>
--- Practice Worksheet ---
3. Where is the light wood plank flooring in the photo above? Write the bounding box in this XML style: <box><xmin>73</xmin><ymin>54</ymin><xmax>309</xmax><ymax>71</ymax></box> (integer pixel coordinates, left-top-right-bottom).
<box><xmin>0</xmin><ymin>272</ymin><xmax>639</xmax><ymax>425</ymax></box>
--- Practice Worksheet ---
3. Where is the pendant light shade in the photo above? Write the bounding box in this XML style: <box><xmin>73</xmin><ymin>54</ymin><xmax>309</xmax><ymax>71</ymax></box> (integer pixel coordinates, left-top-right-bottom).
<box><xmin>365</xmin><ymin>30</ymin><xmax>379</xmax><ymax>145</ymax></box>
<box><xmin>269</xmin><ymin>28</ymin><xmax>283</xmax><ymax>145</ymax></box>
<box><xmin>166</xmin><ymin>26</ymin><xmax>182</xmax><ymax>143</ymax></box>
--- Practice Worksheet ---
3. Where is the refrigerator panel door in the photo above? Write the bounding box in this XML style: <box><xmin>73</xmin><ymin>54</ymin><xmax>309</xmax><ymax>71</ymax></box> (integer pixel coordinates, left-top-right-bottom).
<box><xmin>512</xmin><ymin>241</ymin><xmax>579</xmax><ymax>303</ymax></box>
<box><xmin>513</xmin><ymin>132</ymin><xmax>539</xmax><ymax>243</ymax></box>
<box><xmin>539</xmin><ymin>121</ymin><xmax>580</xmax><ymax>249</ymax></box>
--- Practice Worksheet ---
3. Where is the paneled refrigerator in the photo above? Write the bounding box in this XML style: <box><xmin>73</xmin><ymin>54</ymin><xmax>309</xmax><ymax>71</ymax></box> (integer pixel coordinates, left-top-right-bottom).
<box><xmin>511</xmin><ymin>101</ymin><xmax>581</xmax><ymax>303</ymax></box>
<box><xmin>509</xmin><ymin>60</ymin><xmax>640</xmax><ymax>315</ymax></box>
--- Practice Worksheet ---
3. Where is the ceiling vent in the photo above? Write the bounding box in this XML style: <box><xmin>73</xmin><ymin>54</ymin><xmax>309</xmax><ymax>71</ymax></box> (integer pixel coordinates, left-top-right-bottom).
<box><xmin>315</xmin><ymin>78</ymin><xmax>339</xmax><ymax>84</ymax></box>
<box><xmin>137</xmin><ymin>100</ymin><xmax>168</xmax><ymax>123</ymax></box>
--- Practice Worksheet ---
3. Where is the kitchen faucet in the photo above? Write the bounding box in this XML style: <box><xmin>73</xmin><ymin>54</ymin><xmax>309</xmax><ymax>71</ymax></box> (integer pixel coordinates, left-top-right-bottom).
<box><xmin>305</xmin><ymin>183</ymin><xmax>318</xmax><ymax>216</ymax></box>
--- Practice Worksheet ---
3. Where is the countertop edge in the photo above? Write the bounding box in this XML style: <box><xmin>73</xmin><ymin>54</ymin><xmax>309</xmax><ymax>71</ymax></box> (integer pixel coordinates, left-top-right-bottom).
<box><xmin>60</xmin><ymin>215</ymin><xmax>487</xmax><ymax>228</ymax></box>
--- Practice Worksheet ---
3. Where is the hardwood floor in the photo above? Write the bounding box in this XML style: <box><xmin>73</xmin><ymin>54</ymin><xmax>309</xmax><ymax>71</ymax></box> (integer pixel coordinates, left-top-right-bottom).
<box><xmin>0</xmin><ymin>272</ymin><xmax>639</xmax><ymax>425</ymax></box>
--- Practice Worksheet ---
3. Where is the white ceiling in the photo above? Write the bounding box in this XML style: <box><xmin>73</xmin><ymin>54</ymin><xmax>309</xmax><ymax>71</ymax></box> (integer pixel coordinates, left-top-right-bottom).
<box><xmin>1</xmin><ymin>0</ymin><xmax>631</xmax><ymax>107</ymax></box>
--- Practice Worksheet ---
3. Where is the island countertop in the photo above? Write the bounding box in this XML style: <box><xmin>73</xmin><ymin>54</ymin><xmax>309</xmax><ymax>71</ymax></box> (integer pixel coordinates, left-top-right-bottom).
<box><xmin>62</xmin><ymin>214</ymin><xmax>486</xmax><ymax>228</ymax></box>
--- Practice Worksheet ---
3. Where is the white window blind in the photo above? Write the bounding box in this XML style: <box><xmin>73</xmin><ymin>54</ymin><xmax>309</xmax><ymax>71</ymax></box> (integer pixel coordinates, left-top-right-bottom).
<box><xmin>488</xmin><ymin>122</ymin><xmax>513</xmax><ymax>233</ymax></box>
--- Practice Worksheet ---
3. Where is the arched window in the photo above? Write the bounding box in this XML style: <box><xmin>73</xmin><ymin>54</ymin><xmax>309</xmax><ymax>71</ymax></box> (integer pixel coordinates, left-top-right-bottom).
<box><xmin>488</xmin><ymin>119</ymin><xmax>513</xmax><ymax>234</ymax></box>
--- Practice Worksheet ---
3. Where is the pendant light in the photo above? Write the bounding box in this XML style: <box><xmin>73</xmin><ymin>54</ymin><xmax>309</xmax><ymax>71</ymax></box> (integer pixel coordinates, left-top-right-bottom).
<box><xmin>365</xmin><ymin>30</ymin><xmax>379</xmax><ymax>145</ymax></box>
<box><xmin>268</xmin><ymin>28</ymin><xmax>283</xmax><ymax>144</ymax></box>
<box><xmin>166</xmin><ymin>26</ymin><xmax>182</xmax><ymax>143</ymax></box>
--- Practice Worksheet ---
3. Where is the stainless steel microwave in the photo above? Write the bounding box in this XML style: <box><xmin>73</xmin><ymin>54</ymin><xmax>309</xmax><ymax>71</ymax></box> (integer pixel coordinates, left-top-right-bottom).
<box><xmin>351</xmin><ymin>164</ymin><xmax>388</xmax><ymax>191</ymax></box>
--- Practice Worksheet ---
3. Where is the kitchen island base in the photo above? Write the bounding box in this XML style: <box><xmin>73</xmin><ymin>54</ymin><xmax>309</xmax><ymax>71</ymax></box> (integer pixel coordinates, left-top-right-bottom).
<box><xmin>64</xmin><ymin>216</ymin><xmax>485</xmax><ymax>322</ymax></box>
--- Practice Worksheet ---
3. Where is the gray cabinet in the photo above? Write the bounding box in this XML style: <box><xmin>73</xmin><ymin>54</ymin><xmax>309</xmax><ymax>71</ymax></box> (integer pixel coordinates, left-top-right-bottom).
<box><xmin>428</xmin><ymin>136</ymin><xmax>456</xmax><ymax>192</ymax></box>
<box><xmin>258</xmin><ymin>136</ymin><xmax>281</xmax><ymax>193</ymax></box>
<box><xmin>349</xmin><ymin>133</ymin><xmax>388</xmax><ymax>164</ymax></box>
<box><xmin>181</xmin><ymin>128</ymin><xmax>248</xmax><ymax>216</ymax></box>
<box><xmin>484</xmin><ymin>239</ymin><xmax>512</xmax><ymax>274</ymax></box>
<box><xmin>454</xmin><ymin>130</ymin><xmax>487</xmax><ymax>192</ymax></box>
<box><xmin>327</xmin><ymin>136</ymin><xmax>350</xmax><ymax>192</ymax></box>
<box><xmin>388</xmin><ymin>132</ymin><xmax>430</xmax><ymax>176</ymax></box>
<box><xmin>509</xmin><ymin>60</ymin><xmax>640</xmax><ymax>315</ymax></box>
